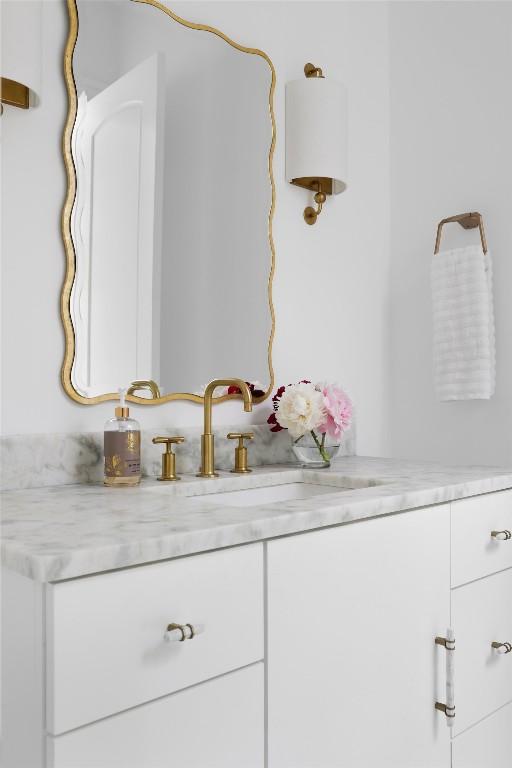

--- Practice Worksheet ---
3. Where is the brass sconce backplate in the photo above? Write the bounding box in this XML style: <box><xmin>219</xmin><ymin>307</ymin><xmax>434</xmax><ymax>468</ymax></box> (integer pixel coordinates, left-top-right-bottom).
<box><xmin>304</xmin><ymin>62</ymin><xmax>324</xmax><ymax>79</ymax></box>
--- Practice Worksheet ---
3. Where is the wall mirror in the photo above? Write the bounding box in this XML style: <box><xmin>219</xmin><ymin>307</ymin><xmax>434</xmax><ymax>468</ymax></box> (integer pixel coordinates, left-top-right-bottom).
<box><xmin>61</xmin><ymin>0</ymin><xmax>275</xmax><ymax>404</ymax></box>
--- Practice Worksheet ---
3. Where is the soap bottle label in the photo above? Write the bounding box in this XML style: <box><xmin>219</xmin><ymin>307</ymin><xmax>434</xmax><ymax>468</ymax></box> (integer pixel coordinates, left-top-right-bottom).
<box><xmin>104</xmin><ymin>431</ymin><xmax>141</xmax><ymax>478</ymax></box>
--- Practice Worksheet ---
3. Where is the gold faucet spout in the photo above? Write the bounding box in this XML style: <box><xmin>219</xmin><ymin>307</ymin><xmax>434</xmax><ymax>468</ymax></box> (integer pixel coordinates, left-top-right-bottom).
<box><xmin>198</xmin><ymin>379</ymin><xmax>253</xmax><ymax>478</ymax></box>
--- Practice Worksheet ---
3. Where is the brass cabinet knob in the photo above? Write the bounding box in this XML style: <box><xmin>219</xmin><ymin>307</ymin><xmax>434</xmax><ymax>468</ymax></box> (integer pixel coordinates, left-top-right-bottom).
<box><xmin>152</xmin><ymin>436</ymin><xmax>185</xmax><ymax>481</ymax></box>
<box><xmin>491</xmin><ymin>641</ymin><xmax>512</xmax><ymax>654</ymax></box>
<box><xmin>164</xmin><ymin>622</ymin><xmax>204</xmax><ymax>643</ymax></box>
<box><xmin>227</xmin><ymin>432</ymin><xmax>254</xmax><ymax>474</ymax></box>
<box><xmin>491</xmin><ymin>530</ymin><xmax>512</xmax><ymax>541</ymax></box>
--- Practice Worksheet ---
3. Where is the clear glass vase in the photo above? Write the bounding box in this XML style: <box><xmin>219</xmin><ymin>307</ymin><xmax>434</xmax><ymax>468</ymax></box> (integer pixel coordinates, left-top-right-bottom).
<box><xmin>291</xmin><ymin>431</ymin><xmax>340</xmax><ymax>469</ymax></box>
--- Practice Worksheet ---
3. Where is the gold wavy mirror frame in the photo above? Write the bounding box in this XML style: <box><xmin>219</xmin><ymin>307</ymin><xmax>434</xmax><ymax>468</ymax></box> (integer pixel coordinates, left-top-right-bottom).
<box><xmin>61</xmin><ymin>0</ymin><xmax>276</xmax><ymax>406</ymax></box>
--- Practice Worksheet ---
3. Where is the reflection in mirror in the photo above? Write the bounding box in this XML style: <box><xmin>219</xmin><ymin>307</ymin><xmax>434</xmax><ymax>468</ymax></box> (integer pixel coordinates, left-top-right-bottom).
<box><xmin>64</xmin><ymin>0</ymin><xmax>275</xmax><ymax>402</ymax></box>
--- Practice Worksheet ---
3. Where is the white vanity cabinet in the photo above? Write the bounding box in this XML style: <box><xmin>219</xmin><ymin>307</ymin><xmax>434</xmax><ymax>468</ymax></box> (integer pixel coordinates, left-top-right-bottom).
<box><xmin>267</xmin><ymin>504</ymin><xmax>452</xmax><ymax>768</ymax></box>
<box><xmin>3</xmin><ymin>488</ymin><xmax>512</xmax><ymax>768</ymax></box>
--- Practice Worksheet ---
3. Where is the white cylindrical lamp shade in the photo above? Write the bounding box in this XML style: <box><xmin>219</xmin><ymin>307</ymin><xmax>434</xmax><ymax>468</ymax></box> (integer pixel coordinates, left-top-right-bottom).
<box><xmin>286</xmin><ymin>76</ymin><xmax>347</xmax><ymax>195</ymax></box>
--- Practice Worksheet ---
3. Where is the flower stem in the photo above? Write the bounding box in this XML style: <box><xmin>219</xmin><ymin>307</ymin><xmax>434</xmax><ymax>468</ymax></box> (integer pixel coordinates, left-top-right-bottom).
<box><xmin>311</xmin><ymin>430</ymin><xmax>330</xmax><ymax>464</ymax></box>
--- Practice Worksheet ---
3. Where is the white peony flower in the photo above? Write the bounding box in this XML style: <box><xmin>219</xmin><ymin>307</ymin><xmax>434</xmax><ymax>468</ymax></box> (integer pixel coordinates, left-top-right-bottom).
<box><xmin>276</xmin><ymin>382</ymin><xmax>326</xmax><ymax>439</ymax></box>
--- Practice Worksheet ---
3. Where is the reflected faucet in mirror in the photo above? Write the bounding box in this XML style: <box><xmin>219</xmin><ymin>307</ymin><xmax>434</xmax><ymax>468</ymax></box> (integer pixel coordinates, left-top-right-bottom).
<box><xmin>198</xmin><ymin>379</ymin><xmax>253</xmax><ymax>478</ymax></box>
<box><xmin>127</xmin><ymin>380</ymin><xmax>161</xmax><ymax>399</ymax></box>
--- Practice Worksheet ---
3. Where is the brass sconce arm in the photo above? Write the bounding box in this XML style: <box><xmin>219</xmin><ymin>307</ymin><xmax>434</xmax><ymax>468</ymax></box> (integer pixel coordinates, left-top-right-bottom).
<box><xmin>304</xmin><ymin>182</ymin><xmax>327</xmax><ymax>226</ymax></box>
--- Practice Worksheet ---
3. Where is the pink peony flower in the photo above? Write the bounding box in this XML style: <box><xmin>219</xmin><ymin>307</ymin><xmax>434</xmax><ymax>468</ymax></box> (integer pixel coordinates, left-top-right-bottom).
<box><xmin>316</xmin><ymin>383</ymin><xmax>353</xmax><ymax>440</ymax></box>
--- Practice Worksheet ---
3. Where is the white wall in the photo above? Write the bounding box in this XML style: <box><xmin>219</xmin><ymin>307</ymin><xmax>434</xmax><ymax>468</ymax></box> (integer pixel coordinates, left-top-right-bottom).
<box><xmin>388</xmin><ymin>1</ymin><xmax>512</xmax><ymax>466</ymax></box>
<box><xmin>1</xmin><ymin>1</ymin><xmax>391</xmax><ymax>456</ymax></box>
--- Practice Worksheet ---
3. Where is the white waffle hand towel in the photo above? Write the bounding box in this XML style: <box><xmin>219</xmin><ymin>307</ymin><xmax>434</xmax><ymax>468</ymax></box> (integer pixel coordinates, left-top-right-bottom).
<box><xmin>432</xmin><ymin>245</ymin><xmax>495</xmax><ymax>400</ymax></box>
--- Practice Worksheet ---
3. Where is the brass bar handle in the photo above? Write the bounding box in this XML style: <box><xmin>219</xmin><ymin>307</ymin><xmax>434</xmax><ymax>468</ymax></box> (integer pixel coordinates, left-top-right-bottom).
<box><xmin>164</xmin><ymin>622</ymin><xmax>204</xmax><ymax>643</ymax></box>
<box><xmin>435</xmin><ymin>630</ymin><xmax>455</xmax><ymax>727</ymax></box>
<box><xmin>227</xmin><ymin>432</ymin><xmax>254</xmax><ymax>474</ymax></box>
<box><xmin>491</xmin><ymin>641</ymin><xmax>512</xmax><ymax>654</ymax></box>
<box><xmin>491</xmin><ymin>529</ymin><xmax>512</xmax><ymax>541</ymax></box>
<box><xmin>152</xmin><ymin>436</ymin><xmax>185</xmax><ymax>481</ymax></box>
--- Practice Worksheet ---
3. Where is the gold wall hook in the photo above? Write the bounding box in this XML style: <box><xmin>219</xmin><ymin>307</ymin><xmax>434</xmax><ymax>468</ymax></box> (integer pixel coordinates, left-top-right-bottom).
<box><xmin>152</xmin><ymin>436</ymin><xmax>185</xmax><ymax>481</ymax></box>
<box><xmin>227</xmin><ymin>432</ymin><xmax>254</xmax><ymax>473</ymax></box>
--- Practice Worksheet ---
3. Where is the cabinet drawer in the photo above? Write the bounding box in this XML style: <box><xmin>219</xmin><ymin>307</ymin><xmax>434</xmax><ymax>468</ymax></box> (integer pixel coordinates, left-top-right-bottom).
<box><xmin>46</xmin><ymin>544</ymin><xmax>263</xmax><ymax>734</ymax></box>
<box><xmin>451</xmin><ymin>489</ymin><xmax>512</xmax><ymax>587</ymax></box>
<box><xmin>47</xmin><ymin>663</ymin><xmax>264</xmax><ymax>768</ymax></box>
<box><xmin>452</xmin><ymin>700</ymin><xmax>512</xmax><ymax>768</ymax></box>
<box><xmin>453</xmin><ymin>568</ymin><xmax>512</xmax><ymax>734</ymax></box>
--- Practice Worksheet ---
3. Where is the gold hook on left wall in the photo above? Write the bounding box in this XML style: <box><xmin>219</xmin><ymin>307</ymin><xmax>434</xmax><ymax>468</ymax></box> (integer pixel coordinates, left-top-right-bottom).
<box><xmin>0</xmin><ymin>77</ymin><xmax>30</xmax><ymax>115</ymax></box>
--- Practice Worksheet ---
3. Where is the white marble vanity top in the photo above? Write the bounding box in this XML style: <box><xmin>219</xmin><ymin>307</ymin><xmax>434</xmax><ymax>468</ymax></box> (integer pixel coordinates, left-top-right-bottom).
<box><xmin>2</xmin><ymin>456</ymin><xmax>512</xmax><ymax>582</ymax></box>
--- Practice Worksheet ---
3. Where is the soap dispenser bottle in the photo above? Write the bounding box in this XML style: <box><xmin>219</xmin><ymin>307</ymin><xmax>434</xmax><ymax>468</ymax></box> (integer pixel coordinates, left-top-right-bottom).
<box><xmin>104</xmin><ymin>388</ymin><xmax>141</xmax><ymax>486</ymax></box>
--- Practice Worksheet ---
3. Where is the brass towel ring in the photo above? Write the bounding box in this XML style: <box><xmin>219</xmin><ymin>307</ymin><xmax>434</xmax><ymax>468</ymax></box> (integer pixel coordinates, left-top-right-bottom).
<box><xmin>434</xmin><ymin>212</ymin><xmax>488</xmax><ymax>255</ymax></box>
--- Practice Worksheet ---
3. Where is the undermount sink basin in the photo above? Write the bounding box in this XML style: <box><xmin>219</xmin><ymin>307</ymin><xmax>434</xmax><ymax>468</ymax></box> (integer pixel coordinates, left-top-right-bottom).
<box><xmin>198</xmin><ymin>481</ymin><xmax>348</xmax><ymax>508</ymax></box>
<box><xmin>143</xmin><ymin>468</ymin><xmax>385</xmax><ymax>507</ymax></box>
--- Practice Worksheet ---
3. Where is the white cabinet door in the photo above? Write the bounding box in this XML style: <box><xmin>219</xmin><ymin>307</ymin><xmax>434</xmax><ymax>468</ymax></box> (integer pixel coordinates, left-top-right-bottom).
<box><xmin>452</xmin><ymin>701</ymin><xmax>512</xmax><ymax>768</ymax></box>
<box><xmin>48</xmin><ymin>663</ymin><xmax>264</xmax><ymax>768</ymax></box>
<box><xmin>452</xmin><ymin>568</ymin><xmax>512</xmax><ymax>734</ymax></box>
<box><xmin>267</xmin><ymin>505</ymin><xmax>451</xmax><ymax>768</ymax></box>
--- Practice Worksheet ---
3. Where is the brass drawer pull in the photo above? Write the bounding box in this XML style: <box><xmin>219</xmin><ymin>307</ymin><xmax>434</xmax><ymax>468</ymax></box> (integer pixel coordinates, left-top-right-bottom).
<box><xmin>435</xmin><ymin>629</ymin><xmax>455</xmax><ymax>727</ymax></box>
<box><xmin>491</xmin><ymin>530</ymin><xmax>512</xmax><ymax>541</ymax></box>
<box><xmin>164</xmin><ymin>622</ymin><xmax>204</xmax><ymax>643</ymax></box>
<box><xmin>491</xmin><ymin>641</ymin><xmax>512</xmax><ymax>654</ymax></box>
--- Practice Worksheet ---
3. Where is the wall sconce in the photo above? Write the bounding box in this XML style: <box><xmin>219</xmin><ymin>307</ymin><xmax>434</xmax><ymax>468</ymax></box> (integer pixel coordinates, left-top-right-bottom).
<box><xmin>0</xmin><ymin>77</ymin><xmax>30</xmax><ymax>115</ymax></box>
<box><xmin>286</xmin><ymin>63</ymin><xmax>347</xmax><ymax>225</ymax></box>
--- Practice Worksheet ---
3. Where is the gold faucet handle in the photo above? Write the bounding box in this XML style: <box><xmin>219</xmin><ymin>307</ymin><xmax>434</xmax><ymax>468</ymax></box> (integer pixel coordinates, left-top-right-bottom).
<box><xmin>227</xmin><ymin>432</ymin><xmax>254</xmax><ymax>445</ymax></box>
<box><xmin>152</xmin><ymin>436</ymin><xmax>185</xmax><ymax>481</ymax></box>
<box><xmin>227</xmin><ymin>432</ymin><xmax>254</xmax><ymax>474</ymax></box>
<box><xmin>153</xmin><ymin>436</ymin><xmax>185</xmax><ymax>446</ymax></box>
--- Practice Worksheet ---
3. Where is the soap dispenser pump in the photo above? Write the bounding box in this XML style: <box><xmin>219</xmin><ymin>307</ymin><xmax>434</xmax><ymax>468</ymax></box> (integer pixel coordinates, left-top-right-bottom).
<box><xmin>104</xmin><ymin>388</ymin><xmax>141</xmax><ymax>486</ymax></box>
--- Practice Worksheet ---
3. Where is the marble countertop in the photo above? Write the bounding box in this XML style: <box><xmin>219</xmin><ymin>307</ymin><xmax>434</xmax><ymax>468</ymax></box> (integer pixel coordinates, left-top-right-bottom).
<box><xmin>2</xmin><ymin>456</ymin><xmax>512</xmax><ymax>582</ymax></box>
